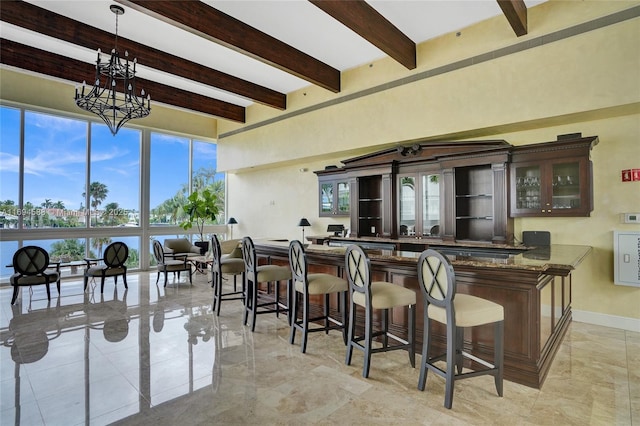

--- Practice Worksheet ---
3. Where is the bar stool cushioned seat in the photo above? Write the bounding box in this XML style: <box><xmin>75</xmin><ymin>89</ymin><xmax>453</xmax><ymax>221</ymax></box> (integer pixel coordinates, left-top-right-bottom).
<box><xmin>288</xmin><ymin>240</ymin><xmax>348</xmax><ymax>353</ymax></box>
<box><xmin>242</xmin><ymin>236</ymin><xmax>292</xmax><ymax>332</ymax></box>
<box><xmin>211</xmin><ymin>235</ymin><xmax>245</xmax><ymax>315</ymax></box>
<box><xmin>417</xmin><ymin>248</ymin><xmax>504</xmax><ymax>409</ymax></box>
<box><xmin>345</xmin><ymin>244</ymin><xmax>416</xmax><ymax>378</ymax></box>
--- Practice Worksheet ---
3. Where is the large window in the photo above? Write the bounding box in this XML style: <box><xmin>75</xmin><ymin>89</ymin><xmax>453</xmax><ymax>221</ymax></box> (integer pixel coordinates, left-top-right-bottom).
<box><xmin>149</xmin><ymin>133</ymin><xmax>189</xmax><ymax>225</ymax></box>
<box><xmin>0</xmin><ymin>104</ymin><xmax>223</xmax><ymax>280</ymax></box>
<box><xmin>90</xmin><ymin>124</ymin><xmax>141</xmax><ymax>228</ymax></box>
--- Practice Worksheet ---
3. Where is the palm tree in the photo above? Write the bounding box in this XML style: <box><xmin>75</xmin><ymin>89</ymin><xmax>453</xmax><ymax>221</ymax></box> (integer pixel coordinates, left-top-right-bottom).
<box><xmin>92</xmin><ymin>237</ymin><xmax>112</xmax><ymax>258</ymax></box>
<box><xmin>82</xmin><ymin>182</ymin><xmax>108</xmax><ymax>225</ymax></box>
<box><xmin>102</xmin><ymin>202</ymin><xmax>127</xmax><ymax>226</ymax></box>
<box><xmin>23</xmin><ymin>201</ymin><xmax>35</xmax><ymax>228</ymax></box>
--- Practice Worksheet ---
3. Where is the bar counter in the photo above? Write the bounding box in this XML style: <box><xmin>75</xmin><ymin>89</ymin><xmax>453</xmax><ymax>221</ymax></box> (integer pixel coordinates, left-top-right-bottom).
<box><xmin>253</xmin><ymin>239</ymin><xmax>592</xmax><ymax>389</ymax></box>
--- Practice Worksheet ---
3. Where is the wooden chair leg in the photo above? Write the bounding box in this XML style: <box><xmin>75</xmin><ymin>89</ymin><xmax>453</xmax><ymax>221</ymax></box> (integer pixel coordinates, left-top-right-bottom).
<box><xmin>288</xmin><ymin>290</ymin><xmax>298</xmax><ymax>345</ymax></box>
<box><xmin>495</xmin><ymin>320</ymin><xmax>504</xmax><ymax>397</ymax></box>
<box><xmin>444</xmin><ymin>324</ymin><xmax>456</xmax><ymax>409</ymax></box>
<box><xmin>243</xmin><ymin>279</ymin><xmax>251</xmax><ymax>326</ymax></box>
<box><xmin>418</xmin><ymin>317</ymin><xmax>430</xmax><ymax>391</ymax></box>
<box><xmin>363</xmin><ymin>304</ymin><xmax>373</xmax><ymax>378</ymax></box>
<box><xmin>340</xmin><ymin>291</ymin><xmax>347</xmax><ymax>344</ymax></box>
<box><xmin>11</xmin><ymin>286</ymin><xmax>19</xmax><ymax>305</ymax></box>
<box><xmin>455</xmin><ymin>326</ymin><xmax>464</xmax><ymax>374</ymax></box>
<box><xmin>345</xmin><ymin>302</ymin><xmax>356</xmax><ymax>366</ymax></box>
<box><xmin>301</xmin><ymin>292</ymin><xmax>309</xmax><ymax>353</ymax></box>
<box><xmin>324</xmin><ymin>294</ymin><xmax>330</xmax><ymax>334</ymax></box>
<box><xmin>408</xmin><ymin>304</ymin><xmax>415</xmax><ymax>368</ymax></box>
<box><xmin>381</xmin><ymin>308</ymin><xmax>389</xmax><ymax>348</ymax></box>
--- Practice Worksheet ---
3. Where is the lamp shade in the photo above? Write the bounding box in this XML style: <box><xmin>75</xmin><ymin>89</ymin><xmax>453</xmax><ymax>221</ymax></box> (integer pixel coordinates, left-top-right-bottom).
<box><xmin>298</xmin><ymin>218</ymin><xmax>311</xmax><ymax>227</ymax></box>
<box><xmin>227</xmin><ymin>217</ymin><xmax>238</xmax><ymax>225</ymax></box>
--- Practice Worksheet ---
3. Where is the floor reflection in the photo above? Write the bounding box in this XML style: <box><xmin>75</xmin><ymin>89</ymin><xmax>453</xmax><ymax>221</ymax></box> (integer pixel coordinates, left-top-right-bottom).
<box><xmin>1</xmin><ymin>272</ymin><xmax>638</xmax><ymax>425</ymax></box>
<box><xmin>0</xmin><ymin>274</ymin><xmax>238</xmax><ymax>425</ymax></box>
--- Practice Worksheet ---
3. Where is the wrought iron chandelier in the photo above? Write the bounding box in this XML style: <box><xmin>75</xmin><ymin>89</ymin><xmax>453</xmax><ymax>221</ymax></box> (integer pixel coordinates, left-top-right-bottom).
<box><xmin>75</xmin><ymin>5</ymin><xmax>150</xmax><ymax>136</ymax></box>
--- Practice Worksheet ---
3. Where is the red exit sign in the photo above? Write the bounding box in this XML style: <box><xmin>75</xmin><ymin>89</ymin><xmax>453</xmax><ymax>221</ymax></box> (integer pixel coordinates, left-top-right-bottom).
<box><xmin>622</xmin><ymin>169</ymin><xmax>640</xmax><ymax>182</ymax></box>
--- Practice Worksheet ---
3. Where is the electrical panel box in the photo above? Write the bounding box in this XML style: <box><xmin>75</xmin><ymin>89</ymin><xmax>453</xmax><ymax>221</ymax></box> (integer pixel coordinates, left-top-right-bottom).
<box><xmin>614</xmin><ymin>230</ymin><xmax>640</xmax><ymax>287</ymax></box>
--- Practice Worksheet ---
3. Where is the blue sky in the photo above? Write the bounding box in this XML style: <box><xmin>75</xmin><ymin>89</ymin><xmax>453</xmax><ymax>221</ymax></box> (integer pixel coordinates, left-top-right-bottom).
<box><xmin>0</xmin><ymin>106</ymin><xmax>223</xmax><ymax>213</ymax></box>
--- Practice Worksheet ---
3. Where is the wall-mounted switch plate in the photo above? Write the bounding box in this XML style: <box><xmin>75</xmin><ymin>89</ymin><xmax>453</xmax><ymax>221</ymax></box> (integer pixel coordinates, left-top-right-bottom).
<box><xmin>622</xmin><ymin>213</ymin><xmax>640</xmax><ymax>224</ymax></box>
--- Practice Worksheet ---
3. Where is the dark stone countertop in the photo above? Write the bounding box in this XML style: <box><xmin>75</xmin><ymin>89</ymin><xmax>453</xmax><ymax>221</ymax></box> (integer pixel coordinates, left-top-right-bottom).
<box><xmin>254</xmin><ymin>239</ymin><xmax>592</xmax><ymax>275</ymax></box>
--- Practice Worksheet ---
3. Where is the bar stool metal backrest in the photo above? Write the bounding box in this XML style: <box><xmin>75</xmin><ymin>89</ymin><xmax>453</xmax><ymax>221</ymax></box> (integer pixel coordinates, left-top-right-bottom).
<box><xmin>10</xmin><ymin>246</ymin><xmax>60</xmax><ymax>305</ymax></box>
<box><xmin>344</xmin><ymin>244</ymin><xmax>416</xmax><ymax>378</ymax></box>
<box><xmin>288</xmin><ymin>240</ymin><xmax>347</xmax><ymax>353</ymax></box>
<box><xmin>417</xmin><ymin>249</ymin><xmax>504</xmax><ymax>409</ymax></box>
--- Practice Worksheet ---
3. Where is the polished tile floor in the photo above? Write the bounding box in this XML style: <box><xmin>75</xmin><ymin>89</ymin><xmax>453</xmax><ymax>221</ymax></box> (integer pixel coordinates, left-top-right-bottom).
<box><xmin>1</xmin><ymin>272</ymin><xmax>638</xmax><ymax>425</ymax></box>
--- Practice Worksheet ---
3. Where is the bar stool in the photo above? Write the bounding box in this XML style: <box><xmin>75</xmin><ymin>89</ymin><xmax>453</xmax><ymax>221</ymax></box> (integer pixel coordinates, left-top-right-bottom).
<box><xmin>344</xmin><ymin>244</ymin><xmax>416</xmax><ymax>378</ymax></box>
<box><xmin>241</xmin><ymin>236</ymin><xmax>293</xmax><ymax>332</ymax></box>
<box><xmin>211</xmin><ymin>235</ymin><xmax>245</xmax><ymax>316</ymax></box>
<box><xmin>288</xmin><ymin>240</ymin><xmax>348</xmax><ymax>353</ymax></box>
<box><xmin>417</xmin><ymin>249</ymin><xmax>504</xmax><ymax>409</ymax></box>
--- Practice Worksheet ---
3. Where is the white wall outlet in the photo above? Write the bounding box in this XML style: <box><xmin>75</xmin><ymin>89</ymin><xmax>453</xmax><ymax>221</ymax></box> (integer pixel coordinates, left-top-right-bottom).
<box><xmin>622</xmin><ymin>213</ymin><xmax>640</xmax><ymax>224</ymax></box>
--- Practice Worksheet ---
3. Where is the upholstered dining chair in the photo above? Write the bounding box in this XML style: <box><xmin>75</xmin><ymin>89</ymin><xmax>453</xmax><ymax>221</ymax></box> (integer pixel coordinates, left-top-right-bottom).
<box><xmin>344</xmin><ymin>244</ymin><xmax>416</xmax><ymax>378</ymax></box>
<box><xmin>84</xmin><ymin>241</ymin><xmax>129</xmax><ymax>293</ymax></box>
<box><xmin>10</xmin><ymin>246</ymin><xmax>60</xmax><ymax>305</ymax></box>
<box><xmin>163</xmin><ymin>238</ymin><xmax>201</xmax><ymax>258</ymax></box>
<box><xmin>152</xmin><ymin>239</ymin><xmax>192</xmax><ymax>287</ymax></box>
<box><xmin>288</xmin><ymin>240</ymin><xmax>348</xmax><ymax>353</ymax></box>
<box><xmin>211</xmin><ymin>235</ymin><xmax>245</xmax><ymax>315</ymax></box>
<box><xmin>241</xmin><ymin>236</ymin><xmax>292</xmax><ymax>332</ymax></box>
<box><xmin>417</xmin><ymin>249</ymin><xmax>504</xmax><ymax>409</ymax></box>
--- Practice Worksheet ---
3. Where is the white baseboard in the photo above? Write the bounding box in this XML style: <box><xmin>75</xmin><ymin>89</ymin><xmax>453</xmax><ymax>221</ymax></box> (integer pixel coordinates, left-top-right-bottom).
<box><xmin>572</xmin><ymin>309</ymin><xmax>640</xmax><ymax>332</ymax></box>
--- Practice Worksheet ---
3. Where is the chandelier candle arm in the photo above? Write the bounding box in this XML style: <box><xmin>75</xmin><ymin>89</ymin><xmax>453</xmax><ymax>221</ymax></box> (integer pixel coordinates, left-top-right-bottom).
<box><xmin>75</xmin><ymin>5</ymin><xmax>150</xmax><ymax>136</ymax></box>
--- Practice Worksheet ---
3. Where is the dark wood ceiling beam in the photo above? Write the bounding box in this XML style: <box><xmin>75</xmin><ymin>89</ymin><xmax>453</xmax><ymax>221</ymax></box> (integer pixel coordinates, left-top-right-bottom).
<box><xmin>116</xmin><ymin>0</ymin><xmax>341</xmax><ymax>93</ymax></box>
<box><xmin>0</xmin><ymin>0</ymin><xmax>285</xmax><ymax>110</ymax></box>
<box><xmin>309</xmin><ymin>0</ymin><xmax>416</xmax><ymax>70</ymax></box>
<box><xmin>497</xmin><ymin>0</ymin><xmax>528</xmax><ymax>36</ymax></box>
<box><xmin>0</xmin><ymin>38</ymin><xmax>245</xmax><ymax>123</ymax></box>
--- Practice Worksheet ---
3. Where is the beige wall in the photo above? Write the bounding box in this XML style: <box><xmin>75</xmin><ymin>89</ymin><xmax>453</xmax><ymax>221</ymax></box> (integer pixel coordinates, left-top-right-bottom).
<box><xmin>219</xmin><ymin>1</ymin><xmax>640</xmax><ymax>322</ymax></box>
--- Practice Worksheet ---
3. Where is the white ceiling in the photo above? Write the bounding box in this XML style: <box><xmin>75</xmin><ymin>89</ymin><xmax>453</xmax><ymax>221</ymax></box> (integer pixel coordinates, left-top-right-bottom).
<box><xmin>1</xmin><ymin>0</ymin><xmax>545</xmax><ymax>112</ymax></box>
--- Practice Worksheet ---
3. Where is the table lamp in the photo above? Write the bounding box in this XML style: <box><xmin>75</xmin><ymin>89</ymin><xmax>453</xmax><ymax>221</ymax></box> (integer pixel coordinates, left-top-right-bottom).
<box><xmin>298</xmin><ymin>218</ymin><xmax>311</xmax><ymax>242</ymax></box>
<box><xmin>227</xmin><ymin>217</ymin><xmax>238</xmax><ymax>239</ymax></box>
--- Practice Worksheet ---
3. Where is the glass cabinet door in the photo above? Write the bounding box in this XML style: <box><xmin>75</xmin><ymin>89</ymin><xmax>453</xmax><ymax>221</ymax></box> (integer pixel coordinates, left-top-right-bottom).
<box><xmin>399</xmin><ymin>176</ymin><xmax>416</xmax><ymax>236</ymax></box>
<box><xmin>514</xmin><ymin>165</ymin><xmax>541</xmax><ymax>210</ymax></box>
<box><xmin>337</xmin><ymin>182</ymin><xmax>350</xmax><ymax>214</ymax></box>
<box><xmin>551</xmin><ymin>162</ymin><xmax>580</xmax><ymax>210</ymax></box>
<box><xmin>320</xmin><ymin>182</ymin><xmax>334</xmax><ymax>215</ymax></box>
<box><xmin>422</xmin><ymin>174</ymin><xmax>440</xmax><ymax>236</ymax></box>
